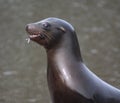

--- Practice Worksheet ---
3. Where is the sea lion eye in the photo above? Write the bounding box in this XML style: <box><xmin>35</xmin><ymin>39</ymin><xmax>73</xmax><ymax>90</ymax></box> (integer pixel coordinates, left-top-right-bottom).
<box><xmin>42</xmin><ymin>22</ymin><xmax>51</xmax><ymax>30</ymax></box>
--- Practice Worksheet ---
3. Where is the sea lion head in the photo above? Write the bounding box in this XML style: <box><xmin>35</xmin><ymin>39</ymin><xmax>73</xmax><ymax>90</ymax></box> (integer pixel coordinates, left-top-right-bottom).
<box><xmin>26</xmin><ymin>17</ymin><xmax>74</xmax><ymax>49</ymax></box>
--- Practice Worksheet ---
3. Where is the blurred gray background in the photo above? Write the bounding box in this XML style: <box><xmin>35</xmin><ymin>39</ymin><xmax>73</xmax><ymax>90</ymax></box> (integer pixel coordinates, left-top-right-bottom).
<box><xmin>0</xmin><ymin>0</ymin><xmax>120</xmax><ymax>103</ymax></box>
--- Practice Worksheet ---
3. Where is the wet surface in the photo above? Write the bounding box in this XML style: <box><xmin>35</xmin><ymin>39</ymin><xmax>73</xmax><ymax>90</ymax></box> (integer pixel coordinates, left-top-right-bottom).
<box><xmin>0</xmin><ymin>0</ymin><xmax>120</xmax><ymax>103</ymax></box>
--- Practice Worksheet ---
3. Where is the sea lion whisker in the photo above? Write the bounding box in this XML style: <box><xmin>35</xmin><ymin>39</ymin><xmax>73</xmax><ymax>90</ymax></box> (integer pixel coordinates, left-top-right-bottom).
<box><xmin>42</xmin><ymin>31</ymin><xmax>55</xmax><ymax>41</ymax></box>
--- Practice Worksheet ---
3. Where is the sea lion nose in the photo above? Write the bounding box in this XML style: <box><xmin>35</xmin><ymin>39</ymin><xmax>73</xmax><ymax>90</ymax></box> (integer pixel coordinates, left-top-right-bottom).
<box><xmin>26</xmin><ymin>24</ymin><xmax>36</xmax><ymax>32</ymax></box>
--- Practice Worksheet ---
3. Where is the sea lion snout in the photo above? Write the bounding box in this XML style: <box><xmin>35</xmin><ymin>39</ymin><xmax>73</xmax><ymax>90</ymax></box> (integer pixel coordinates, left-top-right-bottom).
<box><xmin>26</xmin><ymin>23</ymin><xmax>36</xmax><ymax>34</ymax></box>
<box><xmin>26</xmin><ymin>22</ymin><xmax>49</xmax><ymax>46</ymax></box>
<box><xmin>26</xmin><ymin>23</ymin><xmax>42</xmax><ymax>37</ymax></box>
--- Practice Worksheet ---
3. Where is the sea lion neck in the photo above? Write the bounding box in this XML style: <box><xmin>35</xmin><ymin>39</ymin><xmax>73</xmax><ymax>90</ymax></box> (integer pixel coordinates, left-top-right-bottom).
<box><xmin>46</xmin><ymin>31</ymin><xmax>83</xmax><ymax>62</ymax></box>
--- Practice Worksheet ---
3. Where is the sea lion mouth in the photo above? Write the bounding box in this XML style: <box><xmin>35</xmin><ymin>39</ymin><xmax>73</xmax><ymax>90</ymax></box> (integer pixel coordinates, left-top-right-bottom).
<box><xmin>26</xmin><ymin>30</ymin><xmax>47</xmax><ymax>44</ymax></box>
<box><xmin>29</xmin><ymin>32</ymin><xmax>46</xmax><ymax>39</ymax></box>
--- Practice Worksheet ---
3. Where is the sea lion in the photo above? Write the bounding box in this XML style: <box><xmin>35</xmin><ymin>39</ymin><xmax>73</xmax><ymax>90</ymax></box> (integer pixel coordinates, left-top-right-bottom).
<box><xmin>26</xmin><ymin>17</ymin><xmax>120</xmax><ymax>103</ymax></box>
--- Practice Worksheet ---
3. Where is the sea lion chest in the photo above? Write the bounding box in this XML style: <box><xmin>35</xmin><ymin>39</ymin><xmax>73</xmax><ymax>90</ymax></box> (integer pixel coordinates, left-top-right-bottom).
<box><xmin>47</xmin><ymin>59</ymin><xmax>93</xmax><ymax>103</ymax></box>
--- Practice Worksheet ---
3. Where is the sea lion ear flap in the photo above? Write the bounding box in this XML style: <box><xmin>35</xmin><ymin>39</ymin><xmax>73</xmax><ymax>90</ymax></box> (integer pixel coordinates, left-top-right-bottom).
<box><xmin>57</xmin><ymin>26</ymin><xmax>66</xmax><ymax>33</ymax></box>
